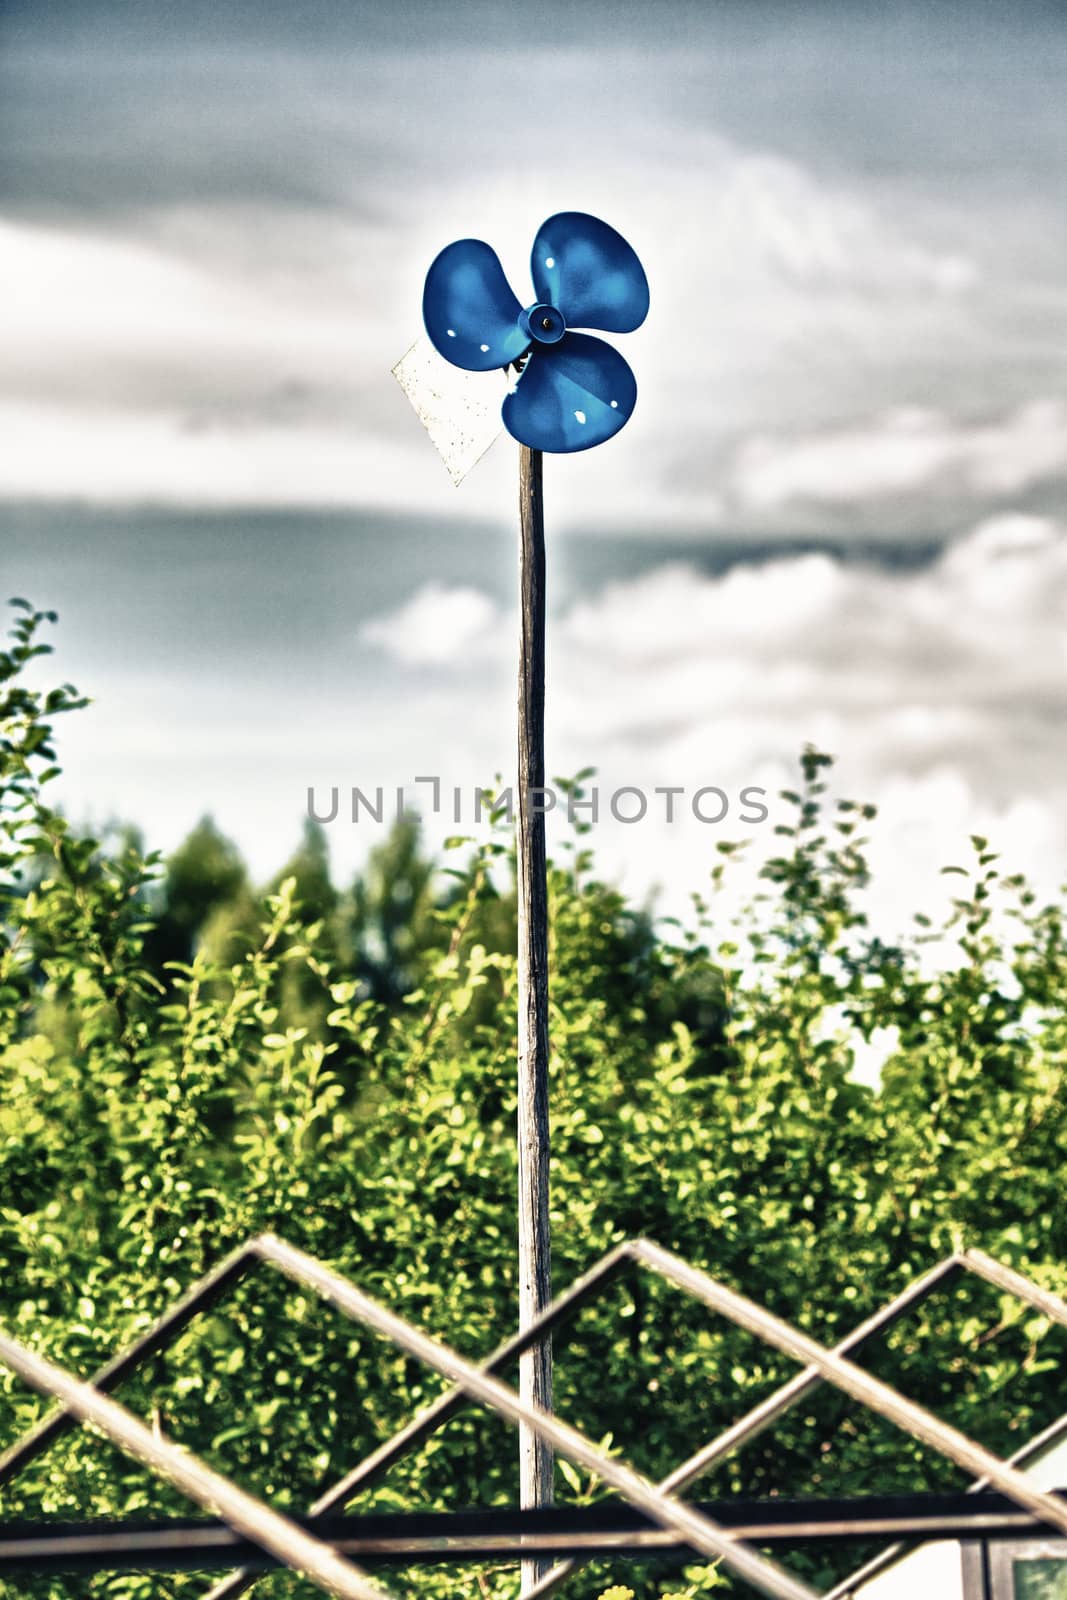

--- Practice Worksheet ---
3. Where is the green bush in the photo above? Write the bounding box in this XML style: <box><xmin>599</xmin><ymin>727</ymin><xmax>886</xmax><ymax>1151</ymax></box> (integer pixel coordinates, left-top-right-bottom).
<box><xmin>1</xmin><ymin>599</ymin><xmax>1065</xmax><ymax>1600</ymax></box>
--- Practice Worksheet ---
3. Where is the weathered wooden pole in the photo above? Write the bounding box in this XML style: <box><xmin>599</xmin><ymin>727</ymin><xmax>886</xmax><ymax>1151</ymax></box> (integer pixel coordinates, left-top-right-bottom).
<box><xmin>516</xmin><ymin>443</ymin><xmax>552</xmax><ymax>1587</ymax></box>
<box><xmin>415</xmin><ymin>208</ymin><xmax>646</xmax><ymax>1593</ymax></box>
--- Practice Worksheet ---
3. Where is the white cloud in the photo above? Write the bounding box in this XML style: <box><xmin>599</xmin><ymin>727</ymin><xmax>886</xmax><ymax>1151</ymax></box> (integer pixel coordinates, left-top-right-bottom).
<box><xmin>660</xmin><ymin>146</ymin><xmax>978</xmax><ymax>299</ymax></box>
<box><xmin>355</xmin><ymin>512</ymin><xmax>1067</xmax><ymax>931</ymax></box>
<box><xmin>36</xmin><ymin>504</ymin><xmax>1065</xmax><ymax>943</ymax></box>
<box><xmin>8</xmin><ymin>18</ymin><xmax>1065</xmax><ymax>968</ymax></box>
<box><xmin>360</xmin><ymin>583</ymin><xmax>501</xmax><ymax>666</ymax></box>
<box><xmin>0</xmin><ymin>399</ymin><xmax>445</xmax><ymax>508</ymax></box>
<box><xmin>0</xmin><ymin>217</ymin><xmax>385</xmax><ymax>406</ymax></box>
<box><xmin>727</xmin><ymin>401</ymin><xmax>1067</xmax><ymax>525</ymax></box>
<box><xmin>0</xmin><ymin>130</ymin><xmax>1014</xmax><ymax>529</ymax></box>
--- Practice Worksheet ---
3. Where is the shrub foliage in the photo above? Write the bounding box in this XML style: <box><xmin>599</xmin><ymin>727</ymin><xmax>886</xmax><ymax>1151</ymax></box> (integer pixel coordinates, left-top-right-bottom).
<box><xmin>1</xmin><ymin>600</ymin><xmax>1065</xmax><ymax>1599</ymax></box>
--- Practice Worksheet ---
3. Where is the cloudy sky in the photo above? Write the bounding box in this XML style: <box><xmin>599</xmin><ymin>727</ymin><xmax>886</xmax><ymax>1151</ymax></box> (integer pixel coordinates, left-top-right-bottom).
<box><xmin>2</xmin><ymin>0</ymin><xmax>1065</xmax><ymax>941</ymax></box>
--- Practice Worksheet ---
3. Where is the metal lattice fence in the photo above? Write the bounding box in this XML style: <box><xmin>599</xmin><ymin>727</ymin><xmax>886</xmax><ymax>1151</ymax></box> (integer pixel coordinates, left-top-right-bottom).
<box><xmin>0</xmin><ymin>1238</ymin><xmax>1065</xmax><ymax>1600</ymax></box>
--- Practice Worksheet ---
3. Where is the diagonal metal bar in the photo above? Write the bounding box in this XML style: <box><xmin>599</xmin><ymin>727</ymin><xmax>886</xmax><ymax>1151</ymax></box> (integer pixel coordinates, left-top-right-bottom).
<box><xmin>658</xmin><ymin>1255</ymin><xmax>966</xmax><ymax>1493</ymax></box>
<box><xmin>254</xmin><ymin>1235</ymin><xmax>824</xmax><ymax>1600</ymax></box>
<box><xmin>202</xmin><ymin>1243</ymin><xmax>1067</xmax><ymax>1600</ymax></box>
<box><xmin>305</xmin><ymin>1242</ymin><xmax>635</xmax><ymax>1512</ymax></box>
<box><xmin>0</xmin><ymin>1325</ymin><xmax>390</xmax><ymax>1600</ymax></box>
<box><xmin>0</xmin><ymin>1240</ymin><xmax>259</xmax><ymax>1488</ymax></box>
<box><xmin>0</xmin><ymin>1235</ymin><xmax>635</xmax><ymax>1600</ymax></box>
<box><xmin>825</xmin><ymin>1250</ymin><xmax>1067</xmax><ymax>1599</ymax></box>
<box><xmin>3</xmin><ymin>1235</ymin><xmax>1063</xmax><ymax>1600</ymax></box>
<box><xmin>520</xmin><ymin>1252</ymin><xmax>968</xmax><ymax>1600</ymax></box>
<box><xmin>628</xmin><ymin>1240</ymin><xmax>1067</xmax><ymax>1538</ymax></box>
<box><xmin>0</xmin><ymin>1240</ymin><xmax>631</xmax><ymax>1514</ymax></box>
<box><xmin>185</xmin><ymin>1243</ymin><xmax>637</xmax><ymax>1600</ymax></box>
<box><xmin>961</xmin><ymin>1249</ymin><xmax>1067</xmax><ymax>1328</ymax></box>
<box><xmin>0</xmin><ymin>1236</ymin><xmax>816</xmax><ymax>1600</ymax></box>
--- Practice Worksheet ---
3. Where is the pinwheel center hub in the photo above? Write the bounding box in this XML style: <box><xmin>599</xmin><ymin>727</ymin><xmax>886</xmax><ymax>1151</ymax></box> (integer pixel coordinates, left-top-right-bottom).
<box><xmin>521</xmin><ymin>303</ymin><xmax>566</xmax><ymax>346</ymax></box>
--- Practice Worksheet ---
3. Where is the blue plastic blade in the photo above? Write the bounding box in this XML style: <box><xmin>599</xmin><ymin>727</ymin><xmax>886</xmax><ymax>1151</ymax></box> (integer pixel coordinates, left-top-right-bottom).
<box><xmin>423</xmin><ymin>239</ymin><xmax>530</xmax><ymax>372</ymax></box>
<box><xmin>530</xmin><ymin>213</ymin><xmax>649</xmax><ymax>334</ymax></box>
<box><xmin>502</xmin><ymin>332</ymin><xmax>638</xmax><ymax>453</ymax></box>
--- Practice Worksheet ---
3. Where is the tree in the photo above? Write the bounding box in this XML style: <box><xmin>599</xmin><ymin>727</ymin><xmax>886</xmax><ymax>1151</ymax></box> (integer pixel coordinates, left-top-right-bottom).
<box><xmin>342</xmin><ymin>810</ymin><xmax>441</xmax><ymax>1003</ymax></box>
<box><xmin>145</xmin><ymin>814</ymin><xmax>252</xmax><ymax>971</ymax></box>
<box><xmin>264</xmin><ymin>817</ymin><xmax>341</xmax><ymax>1035</ymax></box>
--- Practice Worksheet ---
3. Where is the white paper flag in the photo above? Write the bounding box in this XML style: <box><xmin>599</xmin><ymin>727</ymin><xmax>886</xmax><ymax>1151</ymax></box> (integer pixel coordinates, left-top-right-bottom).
<box><xmin>392</xmin><ymin>337</ymin><xmax>507</xmax><ymax>485</ymax></box>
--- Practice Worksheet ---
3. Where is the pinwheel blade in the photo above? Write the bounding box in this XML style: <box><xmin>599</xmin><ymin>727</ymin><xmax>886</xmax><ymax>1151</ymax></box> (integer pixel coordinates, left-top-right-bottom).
<box><xmin>423</xmin><ymin>239</ymin><xmax>530</xmax><ymax>372</ymax></box>
<box><xmin>531</xmin><ymin>212</ymin><xmax>649</xmax><ymax>334</ymax></box>
<box><xmin>502</xmin><ymin>332</ymin><xmax>638</xmax><ymax>453</ymax></box>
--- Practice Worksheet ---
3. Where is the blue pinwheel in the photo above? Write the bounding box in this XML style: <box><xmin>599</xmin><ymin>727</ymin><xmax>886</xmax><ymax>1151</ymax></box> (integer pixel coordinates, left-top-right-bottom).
<box><xmin>423</xmin><ymin>211</ymin><xmax>649</xmax><ymax>454</ymax></box>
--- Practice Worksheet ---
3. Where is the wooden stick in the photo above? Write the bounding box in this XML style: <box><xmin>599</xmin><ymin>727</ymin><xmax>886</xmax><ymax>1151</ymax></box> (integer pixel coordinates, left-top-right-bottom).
<box><xmin>516</xmin><ymin>443</ymin><xmax>553</xmax><ymax>1588</ymax></box>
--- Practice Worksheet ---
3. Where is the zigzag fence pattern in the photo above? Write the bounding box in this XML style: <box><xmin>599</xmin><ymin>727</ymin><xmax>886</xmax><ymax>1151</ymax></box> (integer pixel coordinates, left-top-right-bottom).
<box><xmin>0</xmin><ymin>1238</ymin><xmax>1065</xmax><ymax>1600</ymax></box>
